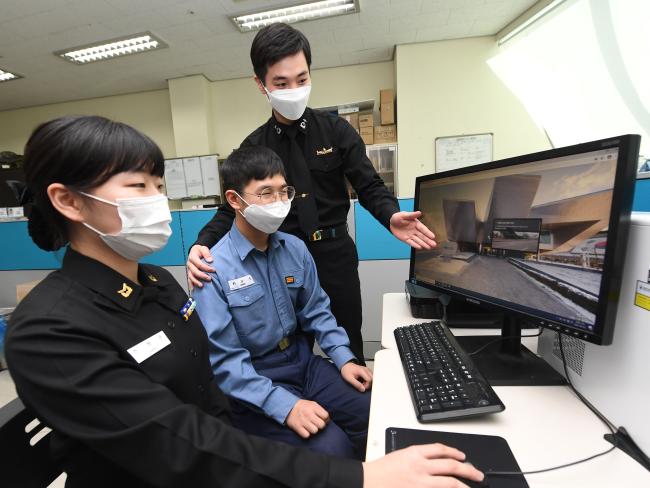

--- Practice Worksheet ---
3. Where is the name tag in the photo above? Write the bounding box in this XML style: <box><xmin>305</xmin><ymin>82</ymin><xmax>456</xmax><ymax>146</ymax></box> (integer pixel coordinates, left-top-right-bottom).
<box><xmin>127</xmin><ymin>331</ymin><xmax>171</xmax><ymax>364</ymax></box>
<box><xmin>228</xmin><ymin>274</ymin><xmax>255</xmax><ymax>291</ymax></box>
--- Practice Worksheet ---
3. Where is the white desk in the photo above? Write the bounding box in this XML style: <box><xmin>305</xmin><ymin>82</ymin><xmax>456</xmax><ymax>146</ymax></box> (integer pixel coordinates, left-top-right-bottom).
<box><xmin>368</xmin><ymin>294</ymin><xmax>650</xmax><ymax>487</ymax></box>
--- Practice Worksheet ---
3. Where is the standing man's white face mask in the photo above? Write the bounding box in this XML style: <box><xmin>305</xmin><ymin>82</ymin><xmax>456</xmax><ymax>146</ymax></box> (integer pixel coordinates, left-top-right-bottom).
<box><xmin>255</xmin><ymin>51</ymin><xmax>312</xmax><ymax>124</ymax></box>
<box><xmin>264</xmin><ymin>85</ymin><xmax>311</xmax><ymax>121</ymax></box>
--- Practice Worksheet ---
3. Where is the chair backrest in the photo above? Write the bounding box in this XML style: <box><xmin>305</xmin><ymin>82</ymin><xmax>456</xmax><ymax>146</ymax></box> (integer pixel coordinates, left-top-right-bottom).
<box><xmin>0</xmin><ymin>398</ymin><xmax>62</xmax><ymax>488</ymax></box>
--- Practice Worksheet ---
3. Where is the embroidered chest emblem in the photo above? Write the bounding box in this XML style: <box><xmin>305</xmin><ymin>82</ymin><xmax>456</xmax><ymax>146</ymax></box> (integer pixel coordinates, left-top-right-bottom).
<box><xmin>316</xmin><ymin>147</ymin><xmax>333</xmax><ymax>156</ymax></box>
<box><xmin>285</xmin><ymin>276</ymin><xmax>295</xmax><ymax>285</ymax></box>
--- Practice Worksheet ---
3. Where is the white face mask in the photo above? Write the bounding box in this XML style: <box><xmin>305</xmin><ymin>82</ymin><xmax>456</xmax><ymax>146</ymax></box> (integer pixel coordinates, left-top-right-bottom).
<box><xmin>265</xmin><ymin>85</ymin><xmax>311</xmax><ymax>121</ymax></box>
<box><xmin>80</xmin><ymin>192</ymin><xmax>172</xmax><ymax>261</ymax></box>
<box><xmin>236</xmin><ymin>193</ymin><xmax>291</xmax><ymax>234</ymax></box>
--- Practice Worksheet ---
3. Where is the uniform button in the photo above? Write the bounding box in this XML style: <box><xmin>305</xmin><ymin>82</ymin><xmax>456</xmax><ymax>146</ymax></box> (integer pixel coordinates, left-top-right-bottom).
<box><xmin>197</xmin><ymin>384</ymin><xmax>205</xmax><ymax>393</ymax></box>
<box><xmin>244</xmin><ymin>296</ymin><xmax>251</xmax><ymax>302</ymax></box>
<box><xmin>191</xmin><ymin>348</ymin><xmax>198</xmax><ymax>357</ymax></box>
<box><xmin>167</xmin><ymin>320</ymin><xmax>175</xmax><ymax>329</ymax></box>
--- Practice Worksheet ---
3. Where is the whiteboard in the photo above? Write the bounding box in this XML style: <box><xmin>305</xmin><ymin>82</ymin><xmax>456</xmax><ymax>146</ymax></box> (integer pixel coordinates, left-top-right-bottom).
<box><xmin>435</xmin><ymin>133</ymin><xmax>493</xmax><ymax>172</ymax></box>
<box><xmin>200</xmin><ymin>155</ymin><xmax>221</xmax><ymax>196</ymax></box>
<box><xmin>183</xmin><ymin>157</ymin><xmax>204</xmax><ymax>197</ymax></box>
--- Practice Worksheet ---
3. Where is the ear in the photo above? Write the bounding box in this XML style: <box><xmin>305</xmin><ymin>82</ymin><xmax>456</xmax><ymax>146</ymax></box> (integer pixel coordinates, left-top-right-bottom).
<box><xmin>225</xmin><ymin>189</ymin><xmax>244</xmax><ymax>210</ymax></box>
<box><xmin>47</xmin><ymin>183</ymin><xmax>86</xmax><ymax>223</ymax></box>
<box><xmin>253</xmin><ymin>76</ymin><xmax>267</xmax><ymax>96</ymax></box>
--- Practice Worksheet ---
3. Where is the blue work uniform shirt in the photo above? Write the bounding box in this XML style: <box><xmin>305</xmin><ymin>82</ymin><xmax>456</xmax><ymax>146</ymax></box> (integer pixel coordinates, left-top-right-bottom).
<box><xmin>193</xmin><ymin>223</ymin><xmax>355</xmax><ymax>424</ymax></box>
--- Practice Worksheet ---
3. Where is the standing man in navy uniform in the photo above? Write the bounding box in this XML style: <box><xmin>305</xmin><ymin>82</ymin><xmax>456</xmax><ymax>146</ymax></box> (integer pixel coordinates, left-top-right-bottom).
<box><xmin>187</xmin><ymin>23</ymin><xmax>436</xmax><ymax>364</ymax></box>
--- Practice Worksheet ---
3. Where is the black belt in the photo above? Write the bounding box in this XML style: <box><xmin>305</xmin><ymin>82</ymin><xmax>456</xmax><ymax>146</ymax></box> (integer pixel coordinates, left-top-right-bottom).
<box><xmin>308</xmin><ymin>223</ymin><xmax>348</xmax><ymax>242</ymax></box>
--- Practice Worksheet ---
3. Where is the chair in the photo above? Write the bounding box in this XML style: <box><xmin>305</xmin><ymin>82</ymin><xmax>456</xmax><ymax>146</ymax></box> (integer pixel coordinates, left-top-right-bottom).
<box><xmin>0</xmin><ymin>398</ymin><xmax>62</xmax><ymax>487</ymax></box>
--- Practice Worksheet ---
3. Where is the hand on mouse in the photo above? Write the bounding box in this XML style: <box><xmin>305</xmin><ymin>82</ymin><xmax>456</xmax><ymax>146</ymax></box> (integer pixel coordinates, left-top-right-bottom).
<box><xmin>362</xmin><ymin>443</ymin><xmax>485</xmax><ymax>488</ymax></box>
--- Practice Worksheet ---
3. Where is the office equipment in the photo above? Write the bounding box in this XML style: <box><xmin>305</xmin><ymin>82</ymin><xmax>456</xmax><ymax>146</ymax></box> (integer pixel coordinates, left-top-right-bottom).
<box><xmin>0</xmin><ymin>398</ymin><xmax>62</xmax><ymax>487</ymax></box>
<box><xmin>394</xmin><ymin>321</ymin><xmax>505</xmax><ymax>421</ymax></box>
<box><xmin>404</xmin><ymin>280</ymin><xmax>443</xmax><ymax>318</ymax></box>
<box><xmin>411</xmin><ymin>135</ymin><xmax>640</xmax><ymax>385</ymax></box>
<box><xmin>386</xmin><ymin>427</ymin><xmax>528</xmax><ymax>488</ymax></box>
<box><xmin>0</xmin><ymin>168</ymin><xmax>26</xmax><ymax>218</ymax></box>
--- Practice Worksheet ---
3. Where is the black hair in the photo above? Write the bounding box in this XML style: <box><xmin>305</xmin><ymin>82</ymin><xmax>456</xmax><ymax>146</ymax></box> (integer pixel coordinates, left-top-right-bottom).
<box><xmin>23</xmin><ymin>115</ymin><xmax>164</xmax><ymax>251</ymax></box>
<box><xmin>221</xmin><ymin>146</ymin><xmax>286</xmax><ymax>195</ymax></box>
<box><xmin>250</xmin><ymin>23</ymin><xmax>312</xmax><ymax>84</ymax></box>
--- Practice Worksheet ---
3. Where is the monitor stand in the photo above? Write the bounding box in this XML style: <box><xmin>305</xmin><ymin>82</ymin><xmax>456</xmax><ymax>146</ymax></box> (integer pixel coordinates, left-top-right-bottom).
<box><xmin>452</xmin><ymin>315</ymin><xmax>566</xmax><ymax>386</ymax></box>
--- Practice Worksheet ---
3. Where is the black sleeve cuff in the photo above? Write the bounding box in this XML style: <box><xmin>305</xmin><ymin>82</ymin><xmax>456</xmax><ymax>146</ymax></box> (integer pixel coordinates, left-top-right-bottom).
<box><xmin>328</xmin><ymin>457</ymin><xmax>364</xmax><ymax>488</ymax></box>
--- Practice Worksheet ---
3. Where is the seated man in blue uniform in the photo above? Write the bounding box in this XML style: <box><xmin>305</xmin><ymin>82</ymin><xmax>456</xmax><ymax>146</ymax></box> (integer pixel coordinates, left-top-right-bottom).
<box><xmin>194</xmin><ymin>145</ymin><xmax>373</xmax><ymax>459</ymax></box>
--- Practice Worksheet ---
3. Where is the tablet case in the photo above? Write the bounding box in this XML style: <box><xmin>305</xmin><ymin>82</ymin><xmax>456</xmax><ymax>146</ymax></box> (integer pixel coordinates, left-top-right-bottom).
<box><xmin>385</xmin><ymin>427</ymin><xmax>529</xmax><ymax>488</ymax></box>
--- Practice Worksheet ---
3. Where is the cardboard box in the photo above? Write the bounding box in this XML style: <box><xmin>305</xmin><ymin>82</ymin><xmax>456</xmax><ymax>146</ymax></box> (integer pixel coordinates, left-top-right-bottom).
<box><xmin>380</xmin><ymin>89</ymin><xmax>395</xmax><ymax>104</ymax></box>
<box><xmin>360</xmin><ymin>126</ymin><xmax>374</xmax><ymax>145</ymax></box>
<box><xmin>359</xmin><ymin>113</ymin><xmax>374</xmax><ymax>128</ymax></box>
<box><xmin>374</xmin><ymin>124</ymin><xmax>397</xmax><ymax>144</ymax></box>
<box><xmin>339</xmin><ymin>112</ymin><xmax>359</xmax><ymax>130</ymax></box>
<box><xmin>17</xmin><ymin>280</ymin><xmax>42</xmax><ymax>303</ymax></box>
<box><xmin>380</xmin><ymin>103</ymin><xmax>395</xmax><ymax>125</ymax></box>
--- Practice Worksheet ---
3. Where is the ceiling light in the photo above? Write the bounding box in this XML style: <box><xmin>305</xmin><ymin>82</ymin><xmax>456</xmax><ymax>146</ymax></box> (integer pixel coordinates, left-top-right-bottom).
<box><xmin>54</xmin><ymin>32</ymin><xmax>167</xmax><ymax>65</ymax></box>
<box><xmin>232</xmin><ymin>0</ymin><xmax>359</xmax><ymax>33</ymax></box>
<box><xmin>0</xmin><ymin>68</ymin><xmax>22</xmax><ymax>82</ymax></box>
<box><xmin>497</xmin><ymin>0</ymin><xmax>566</xmax><ymax>45</ymax></box>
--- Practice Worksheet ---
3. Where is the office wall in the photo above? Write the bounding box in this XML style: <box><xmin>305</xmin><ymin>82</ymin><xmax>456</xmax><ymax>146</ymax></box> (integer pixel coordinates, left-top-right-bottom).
<box><xmin>0</xmin><ymin>90</ymin><xmax>176</xmax><ymax>158</ymax></box>
<box><xmin>210</xmin><ymin>61</ymin><xmax>395</xmax><ymax>157</ymax></box>
<box><xmin>395</xmin><ymin>37</ymin><xmax>550</xmax><ymax>197</ymax></box>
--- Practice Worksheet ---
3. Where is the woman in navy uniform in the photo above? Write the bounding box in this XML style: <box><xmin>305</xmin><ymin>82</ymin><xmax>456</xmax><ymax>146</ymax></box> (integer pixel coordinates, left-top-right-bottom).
<box><xmin>5</xmin><ymin>115</ymin><xmax>483</xmax><ymax>488</ymax></box>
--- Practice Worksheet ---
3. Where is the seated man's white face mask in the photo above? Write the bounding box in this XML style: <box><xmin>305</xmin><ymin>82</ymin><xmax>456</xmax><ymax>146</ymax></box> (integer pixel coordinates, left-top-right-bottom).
<box><xmin>235</xmin><ymin>192</ymin><xmax>291</xmax><ymax>234</ymax></box>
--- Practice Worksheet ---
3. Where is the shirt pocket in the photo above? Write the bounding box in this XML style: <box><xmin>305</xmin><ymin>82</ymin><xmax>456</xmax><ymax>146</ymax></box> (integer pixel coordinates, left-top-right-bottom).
<box><xmin>307</xmin><ymin>151</ymin><xmax>343</xmax><ymax>172</ymax></box>
<box><xmin>284</xmin><ymin>269</ymin><xmax>305</xmax><ymax>306</ymax></box>
<box><xmin>226</xmin><ymin>284</ymin><xmax>266</xmax><ymax>337</ymax></box>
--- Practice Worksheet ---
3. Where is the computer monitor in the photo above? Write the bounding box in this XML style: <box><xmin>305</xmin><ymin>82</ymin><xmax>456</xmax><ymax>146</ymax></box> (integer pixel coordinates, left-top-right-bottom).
<box><xmin>410</xmin><ymin>135</ymin><xmax>641</xmax><ymax>385</ymax></box>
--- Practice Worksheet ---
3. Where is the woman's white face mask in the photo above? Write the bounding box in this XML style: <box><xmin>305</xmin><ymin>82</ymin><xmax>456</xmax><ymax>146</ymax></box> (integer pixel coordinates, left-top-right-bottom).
<box><xmin>265</xmin><ymin>85</ymin><xmax>311</xmax><ymax>121</ymax></box>
<box><xmin>80</xmin><ymin>192</ymin><xmax>172</xmax><ymax>261</ymax></box>
<box><xmin>235</xmin><ymin>192</ymin><xmax>291</xmax><ymax>234</ymax></box>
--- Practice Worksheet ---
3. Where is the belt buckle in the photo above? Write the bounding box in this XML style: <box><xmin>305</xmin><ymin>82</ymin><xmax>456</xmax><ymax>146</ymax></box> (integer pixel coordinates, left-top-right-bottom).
<box><xmin>278</xmin><ymin>337</ymin><xmax>290</xmax><ymax>351</ymax></box>
<box><xmin>310</xmin><ymin>230</ymin><xmax>323</xmax><ymax>241</ymax></box>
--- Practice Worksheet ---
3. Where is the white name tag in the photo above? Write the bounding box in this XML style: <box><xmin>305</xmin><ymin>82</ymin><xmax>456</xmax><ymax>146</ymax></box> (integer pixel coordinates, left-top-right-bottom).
<box><xmin>127</xmin><ymin>331</ymin><xmax>171</xmax><ymax>364</ymax></box>
<box><xmin>228</xmin><ymin>274</ymin><xmax>255</xmax><ymax>291</ymax></box>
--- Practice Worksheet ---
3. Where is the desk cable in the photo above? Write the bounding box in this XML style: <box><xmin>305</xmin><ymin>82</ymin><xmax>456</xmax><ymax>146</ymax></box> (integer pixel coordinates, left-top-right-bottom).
<box><xmin>484</xmin><ymin>333</ymin><xmax>628</xmax><ymax>478</ymax></box>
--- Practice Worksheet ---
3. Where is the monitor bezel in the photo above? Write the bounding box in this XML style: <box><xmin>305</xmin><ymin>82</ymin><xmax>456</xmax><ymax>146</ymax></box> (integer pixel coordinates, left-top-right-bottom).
<box><xmin>410</xmin><ymin>134</ymin><xmax>641</xmax><ymax>346</ymax></box>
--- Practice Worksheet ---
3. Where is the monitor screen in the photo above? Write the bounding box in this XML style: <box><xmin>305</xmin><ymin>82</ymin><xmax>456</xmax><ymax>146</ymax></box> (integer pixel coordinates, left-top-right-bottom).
<box><xmin>411</xmin><ymin>135</ymin><xmax>640</xmax><ymax>346</ymax></box>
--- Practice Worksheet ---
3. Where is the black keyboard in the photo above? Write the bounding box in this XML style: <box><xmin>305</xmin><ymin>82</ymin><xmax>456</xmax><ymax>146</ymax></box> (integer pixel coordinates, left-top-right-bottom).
<box><xmin>394</xmin><ymin>321</ymin><xmax>505</xmax><ymax>421</ymax></box>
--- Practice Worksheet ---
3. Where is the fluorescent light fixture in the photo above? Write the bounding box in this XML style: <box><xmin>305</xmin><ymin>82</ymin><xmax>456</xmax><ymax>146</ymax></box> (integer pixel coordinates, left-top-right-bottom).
<box><xmin>232</xmin><ymin>0</ymin><xmax>359</xmax><ymax>32</ymax></box>
<box><xmin>0</xmin><ymin>67</ymin><xmax>22</xmax><ymax>82</ymax></box>
<box><xmin>497</xmin><ymin>0</ymin><xmax>566</xmax><ymax>45</ymax></box>
<box><xmin>54</xmin><ymin>31</ymin><xmax>167</xmax><ymax>65</ymax></box>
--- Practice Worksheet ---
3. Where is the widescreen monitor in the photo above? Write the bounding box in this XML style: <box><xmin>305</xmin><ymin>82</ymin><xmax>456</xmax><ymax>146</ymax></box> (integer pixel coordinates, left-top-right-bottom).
<box><xmin>410</xmin><ymin>135</ymin><xmax>641</xmax><ymax>385</ymax></box>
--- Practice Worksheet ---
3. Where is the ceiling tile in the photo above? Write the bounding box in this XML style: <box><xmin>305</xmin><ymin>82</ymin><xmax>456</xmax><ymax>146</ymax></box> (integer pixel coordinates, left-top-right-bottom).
<box><xmin>0</xmin><ymin>0</ymin><xmax>543</xmax><ymax>110</ymax></box>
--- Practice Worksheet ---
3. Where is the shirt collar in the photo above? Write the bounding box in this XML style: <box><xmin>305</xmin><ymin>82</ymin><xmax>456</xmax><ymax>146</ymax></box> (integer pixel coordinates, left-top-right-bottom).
<box><xmin>272</xmin><ymin>108</ymin><xmax>310</xmax><ymax>138</ymax></box>
<box><xmin>59</xmin><ymin>247</ymin><xmax>173</xmax><ymax>313</ymax></box>
<box><xmin>229</xmin><ymin>224</ymin><xmax>285</xmax><ymax>261</ymax></box>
